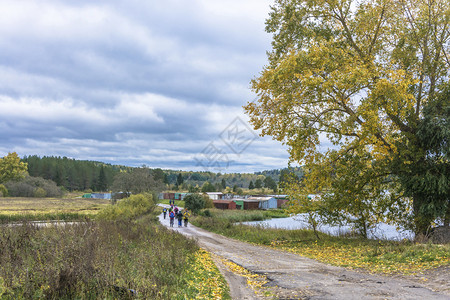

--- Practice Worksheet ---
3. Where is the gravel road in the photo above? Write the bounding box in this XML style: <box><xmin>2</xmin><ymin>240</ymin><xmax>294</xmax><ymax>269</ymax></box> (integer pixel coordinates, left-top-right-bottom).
<box><xmin>158</xmin><ymin>211</ymin><xmax>449</xmax><ymax>300</ymax></box>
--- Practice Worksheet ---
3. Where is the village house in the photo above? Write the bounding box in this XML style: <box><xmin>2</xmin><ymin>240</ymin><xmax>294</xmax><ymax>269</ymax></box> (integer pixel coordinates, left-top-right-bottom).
<box><xmin>205</xmin><ymin>192</ymin><xmax>224</xmax><ymax>200</ymax></box>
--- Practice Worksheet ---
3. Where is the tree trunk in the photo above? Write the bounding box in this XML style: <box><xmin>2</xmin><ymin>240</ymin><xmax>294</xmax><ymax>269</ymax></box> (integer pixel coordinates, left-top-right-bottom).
<box><xmin>308</xmin><ymin>212</ymin><xmax>320</xmax><ymax>240</ymax></box>
<box><xmin>412</xmin><ymin>194</ymin><xmax>434</xmax><ymax>237</ymax></box>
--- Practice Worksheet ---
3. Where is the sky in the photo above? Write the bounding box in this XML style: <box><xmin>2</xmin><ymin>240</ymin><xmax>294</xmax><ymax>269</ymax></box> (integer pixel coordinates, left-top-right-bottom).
<box><xmin>0</xmin><ymin>0</ymin><xmax>292</xmax><ymax>173</ymax></box>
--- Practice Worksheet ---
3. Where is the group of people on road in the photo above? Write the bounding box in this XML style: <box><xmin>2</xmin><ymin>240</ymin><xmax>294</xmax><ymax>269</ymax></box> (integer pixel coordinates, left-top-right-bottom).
<box><xmin>162</xmin><ymin>204</ymin><xmax>190</xmax><ymax>228</ymax></box>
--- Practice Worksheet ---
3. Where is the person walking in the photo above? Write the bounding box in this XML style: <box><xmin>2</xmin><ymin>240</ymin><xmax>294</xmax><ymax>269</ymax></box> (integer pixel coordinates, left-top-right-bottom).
<box><xmin>176</xmin><ymin>210</ymin><xmax>183</xmax><ymax>227</ymax></box>
<box><xmin>183</xmin><ymin>209</ymin><xmax>190</xmax><ymax>227</ymax></box>
<box><xmin>162</xmin><ymin>207</ymin><xmax>167</xmax><ymax>219</ymax></box>
<box><xmin>169</xmin><ymin>210</ymin><xmax>175</xmax><ymax>227</ymax></box>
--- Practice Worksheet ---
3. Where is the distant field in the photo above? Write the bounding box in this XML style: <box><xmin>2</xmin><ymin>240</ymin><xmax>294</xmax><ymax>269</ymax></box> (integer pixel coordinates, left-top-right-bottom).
<box><xmin>0</xmin><ymin>195</ymin><xmax>111</xmax><ymax>221</ymax></box>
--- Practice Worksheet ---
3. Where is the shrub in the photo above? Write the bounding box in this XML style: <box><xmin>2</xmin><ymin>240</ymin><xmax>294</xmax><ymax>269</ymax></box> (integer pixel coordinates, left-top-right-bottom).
<box><xmin>5</xmin><ymin>175</ymin><xmax>63</xmax><ymax>197</ymax></box>
<box><xmin>96</xmin><ymin>193</ymin><xmax>155</xmax><ymax>221</ymax></box>
<box><xmin>0</xmin><ymin>184</ymin><xmax>7</xmax><ymax>197</ymax></box>
<box><xmin>34</xmin><ymin>187</ymin><xmax>47</xmax><ymax>198</ymax></box>
<box><xmin>203</xmin><ymin>194</ymin><xmax>214</xmax><ymax>208</ymax></box>
<box><xmin>184</xmin><ymin>194</ymin><xmax>205</xmax><ymax>214</ymax></box>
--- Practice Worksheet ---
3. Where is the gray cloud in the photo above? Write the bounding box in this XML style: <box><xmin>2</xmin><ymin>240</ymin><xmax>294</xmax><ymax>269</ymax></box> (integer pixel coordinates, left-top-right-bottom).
<box><xmin>0</xmin><ymin>0</ymin><xmax>293</xmax><ymax>173</ymax></box>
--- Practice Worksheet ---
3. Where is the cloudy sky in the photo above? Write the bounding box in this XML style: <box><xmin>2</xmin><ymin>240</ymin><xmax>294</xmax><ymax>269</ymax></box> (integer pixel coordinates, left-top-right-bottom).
<box><xmin>0</xmin><ymin>0</ymin><xmax>292</xmax><ymax>173</ymax></box>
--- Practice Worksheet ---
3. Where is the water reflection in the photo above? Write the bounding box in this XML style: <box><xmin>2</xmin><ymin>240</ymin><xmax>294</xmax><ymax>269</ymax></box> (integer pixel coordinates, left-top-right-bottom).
<box><xmin>242</xmin><ymin>214</ymin><xmax>414</xmax><ymax>240</ymax></box>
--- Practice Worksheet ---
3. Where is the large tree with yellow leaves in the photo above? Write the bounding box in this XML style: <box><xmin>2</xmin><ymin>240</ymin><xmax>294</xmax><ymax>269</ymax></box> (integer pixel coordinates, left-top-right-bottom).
<box><xmin>0</xmin><ymin>152</ymin><xmax>28</xmax><ymax>184</ymax></box>
<box><xmin>245</xmin><ymin>0</ymin><xmax>450</xmax><ymax>236</ymax></box>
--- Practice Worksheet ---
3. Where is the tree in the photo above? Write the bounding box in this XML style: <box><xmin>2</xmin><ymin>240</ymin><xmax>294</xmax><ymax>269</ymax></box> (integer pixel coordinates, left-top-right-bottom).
<box><xmin>248</xmin><ymin>181</ymin><xmax>255</xmax><ymax>190</ymax></box>
<box><xmin>188</xmin><ymin>184</ymin><xmax>200</xmax><ymax>193</ymax></box>
<box><xmin>97</xmin><ymin>166</ymin><xmax>108</xmax><ymax>191</ymax></box>
<box><xmin>184</xmin><ymin>193</ymin><xmax>206</xmax><ymax>214</ymax></box>
<box><xmin>201</xmin><ymin>181</ymin><xmax>216</xmax><ymax>192</ymax></box>
<box><xmin>264</xmin><ymin>176</ymin><xmax>278</xmax><ymax>193</ymax></box>
<box><xmin>244</xmin><ymin>0</ymin><xmax>450</xmax><ymax>236</ymax></box>
<box><xmin>112</xmin><ymin>168</ymin><xmax>165</xmax><ymax>195</ymax></box>
<box><xmin>0</xmin><ymin>152</ymin><xmax>28</xmax><ymax>183</ymax></box>
<box><xmin>279</xmin><ymin>168</ymin><xmax>300</xmax><ymax>188</ymax></box>
<box><xmin>221</xmin><ymin>178</ymin><xmax>227</xmax><ymax>189</ymax></box>
<box><xmin>392</xmin><ymin>87</ymin><xmax>450</xmax><ymax>230</ymax></box>
<box><xmin>284</xmin><ymin>173</ymin><xmax>322</xmax><ymax>239</ymax></box>
<box><xmin>255</xmin><ymin>178</ymin><xmax>263</xmax><ymax>189</ymax></box>
<box><xmin>152</xmin><ymin>168</ymin><xmax>166</xmax><ymax>183</ymax></box>
<box><xmin>176</xmin><ymin>173</ymin><xmax>184</xmax><ymax>187</ymax></box>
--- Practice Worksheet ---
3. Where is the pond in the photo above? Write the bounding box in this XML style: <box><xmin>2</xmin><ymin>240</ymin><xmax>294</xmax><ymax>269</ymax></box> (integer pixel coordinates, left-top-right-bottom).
<box><xmin>242</xmin><ymin>214</ymin><xmax>415</xmax><ymax>241</ymax></box>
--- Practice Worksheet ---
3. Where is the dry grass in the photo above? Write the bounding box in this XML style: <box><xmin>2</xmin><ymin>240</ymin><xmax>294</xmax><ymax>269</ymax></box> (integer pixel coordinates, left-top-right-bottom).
<box><xmin>0</xmin><ymin>197</ymin><xmax>110</xmax><ymax>216</ymax></box>
<box><xmin>0</xmin><ymin>195</ymin><xmax>111</xmax><ymax>222</ymax></box>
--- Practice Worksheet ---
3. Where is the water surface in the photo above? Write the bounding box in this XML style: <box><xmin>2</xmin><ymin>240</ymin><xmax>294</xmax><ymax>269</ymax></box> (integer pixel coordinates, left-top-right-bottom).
<box><xmin>242</xmin><ymin>214</ymin><xmax>414</xmax><ymax>240</ymax></box>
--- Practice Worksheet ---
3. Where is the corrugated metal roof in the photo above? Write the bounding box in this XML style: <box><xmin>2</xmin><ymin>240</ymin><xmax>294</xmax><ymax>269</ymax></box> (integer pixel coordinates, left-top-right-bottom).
<box><xmin>248</xmin><ymin>196</ymin><xmax>274</xmax><ymax>201</ymax></box>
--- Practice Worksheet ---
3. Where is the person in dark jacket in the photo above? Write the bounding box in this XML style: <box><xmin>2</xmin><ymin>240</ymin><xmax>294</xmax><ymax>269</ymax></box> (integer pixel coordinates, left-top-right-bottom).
<box><xmin>176</xmin><ymin>210</ymin><xmax>183</xmax><ymax>227</ymax></box>
<box><xmin>162</xmin><ymin>207</ymin><xmax>167</xmax><ymax>219</ymax></box>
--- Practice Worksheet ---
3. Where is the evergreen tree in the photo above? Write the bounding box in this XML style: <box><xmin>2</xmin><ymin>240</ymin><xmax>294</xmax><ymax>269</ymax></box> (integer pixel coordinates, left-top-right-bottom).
<box><xmin>255</xmin><ymin>179</ymin><xmax>262</xmax><ymax>189</ymax></box>
<box><xmin>97</xmin><ymin>166</ymin><xmax>108</xmax><ymax>191</ymax></box>
<box><xmin>264</xmin><ymin>176</ymin><xmax>277</xmax><ymax>192</ymax></box>
<box><xmin>176</xmin><ymin>173</ymin><xmax>184</xmax><ymax>187</ymax></box>
<box><xmin>248</xmin><ymin>181</ymin><xmax>255</xmax><ymax>190</ymax></box>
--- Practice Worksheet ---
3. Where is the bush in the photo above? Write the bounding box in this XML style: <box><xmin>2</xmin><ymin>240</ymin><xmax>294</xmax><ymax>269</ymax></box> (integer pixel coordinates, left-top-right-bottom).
<box><xmin>5</xmin><ymin>176</ymin><xmax>63</xmax><ymax>197</ymax></box>
<box><xmin>0</xmin><ymin>184</ymin><xmax>7</xmax><ymax>197</ymax></box>
<box><xmin>96</xmin><ymin>193</ymin><xmax>155</xmax><ymax>221</ymax></box>
<box><xmin>183</xmin><ymin>194</ymin><xmax>205</xmax><ymax>214</ymax></box>
<box><xmin>34</xmin><ymin>187</ymin><xmax>47</xmax><ymax>198</ymax></box>
<box><xmin>203</xmin><ymin>195</ymin><xmax>214</xmax><ymax>208</ymax></box>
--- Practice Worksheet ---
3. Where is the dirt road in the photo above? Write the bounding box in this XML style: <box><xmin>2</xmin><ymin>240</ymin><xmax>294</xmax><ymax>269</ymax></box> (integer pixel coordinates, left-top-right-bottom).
<box><xmin>158</xmin><ymin>212</ymin><xmax>449</xmax><ymax>300</ymax></box>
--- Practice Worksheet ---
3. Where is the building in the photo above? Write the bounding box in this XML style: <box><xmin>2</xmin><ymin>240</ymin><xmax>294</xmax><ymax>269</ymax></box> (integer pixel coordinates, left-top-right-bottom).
<box><xmin>232</xmin><ymin>198</ymin><xmax>245</xmax><ymax>210</ymax></box>
<box><xmin>248</xmin><ymin>196</ymin><xmax>278</xmax><ymax>209</ymax></box>
<box><xmin>90</xmin><ymin>193</ymin><xmax>112</xmax><ymax>199</ymax></box>
<box><xmin>268</xmin><ymin>194</ymin><xmax>289</xmax><ymax>208</ymax></box>
<box><xmin>243</xmin><ymin>199</ymin><xmax>261</xmax><ymax>210</ymax></box>
<box><xmin>205</xmin><ymin>192</ymin><xmax>224</xmax><ymax>200</ymax></box>
<box><xmin>213</xmin><ymin>200</ymin><xmax>237</xmax><ymax>210</ymax></box>
<box><xmin>159</xmin><ymin>192</ymin><xmax>191</xmax><ymax>201</ymax></box>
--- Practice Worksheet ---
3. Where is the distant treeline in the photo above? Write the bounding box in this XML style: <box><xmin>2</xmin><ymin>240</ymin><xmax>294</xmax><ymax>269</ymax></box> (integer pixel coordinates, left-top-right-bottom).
<box><xmin>22</xmin><ymin>155</ymin><xmax>130</xmax><ymax>191</ymax></box>
<box><xmin>21</xmin><ymin>155</ymin><xmax>303</xmax><ymax>192</ymax></box>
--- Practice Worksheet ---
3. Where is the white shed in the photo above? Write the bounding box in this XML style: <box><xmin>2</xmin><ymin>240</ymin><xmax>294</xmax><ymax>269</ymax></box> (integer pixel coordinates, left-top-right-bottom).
<box><xmin>205</xmin><ymin>192</ymin><xmax>224</xmax><ymax>200</ymax></box>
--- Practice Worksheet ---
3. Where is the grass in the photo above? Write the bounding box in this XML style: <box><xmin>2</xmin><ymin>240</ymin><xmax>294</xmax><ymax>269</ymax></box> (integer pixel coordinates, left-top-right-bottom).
<box><xmin>200</xmin><ymin>208</ymin><xmax>287</xmax><ymax>223</ymax></box>
<box><xmin>192</xmin><ymin>209</ymin><xmax>450</xmax><ymax>275</ymax></box>
<box><xmin>158</xmin><ymin>199</ymin><xmax>185</xmax><ymax>207</ymax></box>
<box><xmin>0</xmin><ymin>218</ymin><xmax>199</xmax><ymax>299</ymax></box>
<box><xmin>0</xmin><ymin>196</ymin><xmax>110</xmax><ymax>222</ymax></box>
<box><xmin>183</xmin><ymin>249</ymin><xmax>231</xmax><ymax>299</ymax></box>
<box><xmin>0</xmin><ymin>194</ymin><xmax>230</xmax><ymax>299</ymax></box>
